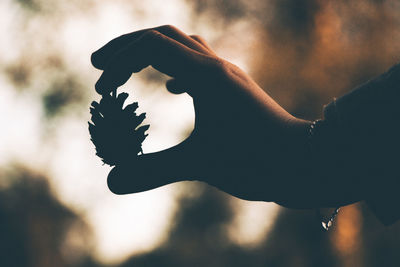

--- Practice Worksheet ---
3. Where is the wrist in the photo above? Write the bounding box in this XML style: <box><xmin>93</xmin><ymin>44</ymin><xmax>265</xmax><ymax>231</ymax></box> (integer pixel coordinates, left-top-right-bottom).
<box><xmin>285</xmin><ymin>117</ymin><xmax>313</xmax><ymax>162</ymax></box>
<box><xmin>274</xmin><ymin>117</ymin><xmax>315</xmax><ymax>208</ymax></box>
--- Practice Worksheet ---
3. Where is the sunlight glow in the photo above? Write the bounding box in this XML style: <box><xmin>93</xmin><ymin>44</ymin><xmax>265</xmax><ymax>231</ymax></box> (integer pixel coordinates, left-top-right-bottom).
<box><xmin>0</xmin><ymin>0</ymin><xmax>280</xmax><ymax>264</ymax></box>
<box><xmin>227</xmin><ymin>199</ymin><xmax>279</xmax><ymax>247</ymax></box>
<box><xmin>0</xmin><ymin>80</ymin><xmax>42</xmax><ymax>166</ymax></box>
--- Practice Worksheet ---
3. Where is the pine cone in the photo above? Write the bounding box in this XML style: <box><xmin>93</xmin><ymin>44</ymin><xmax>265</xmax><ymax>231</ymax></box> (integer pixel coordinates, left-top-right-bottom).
<box><xmin>88</xmin><ymin>92</ymin><xmax>149</xmax><ymax>166</ymax></box>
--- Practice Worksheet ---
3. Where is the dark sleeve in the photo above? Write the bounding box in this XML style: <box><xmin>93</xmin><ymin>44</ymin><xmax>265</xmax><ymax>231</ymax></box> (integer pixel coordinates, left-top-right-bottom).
<box><xmin>322</xmin><ymin>63</ymin><xmax>400</xmax><ymax>225</ymax></box>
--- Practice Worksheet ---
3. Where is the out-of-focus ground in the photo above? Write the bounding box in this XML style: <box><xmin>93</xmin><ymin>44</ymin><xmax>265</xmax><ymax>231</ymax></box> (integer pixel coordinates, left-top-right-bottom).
<box><xmin>1</xmin><ymin>0</ymin><xmax>400</xmax><ymax>266</ymax></box>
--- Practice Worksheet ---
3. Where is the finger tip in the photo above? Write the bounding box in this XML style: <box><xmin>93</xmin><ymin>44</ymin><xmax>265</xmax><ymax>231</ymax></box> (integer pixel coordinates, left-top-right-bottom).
<box><xmin>165</xmin><ymin>79</ymin><xmax>186</xmax><ymax>94</ymax></box>
<box><xmin>91</xmin><ymin>51</ymin><xmax>104</xmax><ymax>69</ymax></box>
<box><xmin>107</xmin><ymin>167</ymin><xmax>126</xmax><ymax>195</ymax></box>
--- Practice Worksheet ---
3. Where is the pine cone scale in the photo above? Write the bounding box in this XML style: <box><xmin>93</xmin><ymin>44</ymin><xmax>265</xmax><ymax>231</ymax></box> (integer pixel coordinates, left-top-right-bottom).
<box><xmin>88</xmin><ymin>91</ymin><xmax>149</xmax><ymax>166</ymax></box>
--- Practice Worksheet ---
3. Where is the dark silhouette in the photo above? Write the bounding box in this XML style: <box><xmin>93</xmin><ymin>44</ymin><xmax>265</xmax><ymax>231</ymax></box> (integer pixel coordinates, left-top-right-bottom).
<box><xmin>0</xmin><ymin>166</ymin><xmax>102</xmax><ymax>267</ymax></box>
<box><xmin>89</xmin><ymin>92</ymin><xmax>149</xmax><ymax>166</ymax></box>
<box><xmin>91</xmin><ymin>25</ymin><xmax>399</xmax><ymax>226</ymax></box>
<box><xmin>2</xmin><ymin>166</ymin><xmax>400</xmax><ymax>267</ymax></box>
<box><xmin>115</xmin><ymin>188</ymin><xmax>400</xmax><ymax>267</ymax></box>
<box><xmin>115</xmin><ymin>187</ymin><xmax>339</xmax><ymax>267</ymax></box>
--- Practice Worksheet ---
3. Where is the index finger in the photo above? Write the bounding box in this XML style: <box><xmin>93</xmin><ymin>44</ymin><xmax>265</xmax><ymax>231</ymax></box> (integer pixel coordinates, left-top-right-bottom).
<box><xmin>95</xmin><ymin>30</ymin><xmax>220</xmax><ymax>95</ymax></box>
<box><xmin>92</xmin><ymin>25</ymin><xmax>211</xmax><ymax>70</ymax></box>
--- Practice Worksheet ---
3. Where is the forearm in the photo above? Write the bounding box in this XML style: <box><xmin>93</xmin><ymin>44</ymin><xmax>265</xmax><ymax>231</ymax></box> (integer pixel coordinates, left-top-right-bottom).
<box><xmin>279</xmin><ymin>63</ymin><xmax>400</xmax><ymax>224</ymax></box>
<box><xmin>275</xmin><ymin>119</ymin><xmax>365</xmax><ymax>209</ymax></box>
<box><xmin>322</xmin><ymin>63</ymin><xmax>400</xmax><ymax>224</ymax></box>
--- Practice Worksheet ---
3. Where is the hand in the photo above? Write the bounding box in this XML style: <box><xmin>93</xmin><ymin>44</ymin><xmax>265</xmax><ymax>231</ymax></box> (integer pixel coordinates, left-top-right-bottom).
<box><xmin>91</xmin><ymin>25</ymin><xmax>314</xmax><ymax>204</ymax></box>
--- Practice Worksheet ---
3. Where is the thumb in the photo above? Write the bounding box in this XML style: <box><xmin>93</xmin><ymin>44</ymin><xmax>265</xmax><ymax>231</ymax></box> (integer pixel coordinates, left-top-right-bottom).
<box><xmin>107</xmin><ymin>138</ymin><xmax>195</xmax><ymax>194</ymax></box>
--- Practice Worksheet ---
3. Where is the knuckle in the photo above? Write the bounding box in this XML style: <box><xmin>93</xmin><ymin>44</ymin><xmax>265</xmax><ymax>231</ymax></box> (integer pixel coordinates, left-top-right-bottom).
<box><xmin>197</xmin><ymin>56</ymin><xmax>228</xmax><ymax>79</ymax></box>
<box><xmin>191</xmin><ymin>34</ymin><xmax>203</xmax><ymax>41</ymax></box>
<box><xmin>210</xmin><ymin>59</ymin><xmax>239</xmax><ymax>83</ymax></box>
<box><xmin>141</xmin><ymin>30</ymin><xmax>164</xmax><ymax>47</ymax></box>
<box><xmin>210</xmin><ymin>58</ymin><xmax>229</xmax><ymax>74</ymax></box>
<box><xmin>158</xmin><ymin>24</ymin><xmax>178</xmax><ymax>34</ymax></box>
<box><xmin>143</xmin><ymin>29</ymin><xmax>162</xmax><ymax>39</ymax></box>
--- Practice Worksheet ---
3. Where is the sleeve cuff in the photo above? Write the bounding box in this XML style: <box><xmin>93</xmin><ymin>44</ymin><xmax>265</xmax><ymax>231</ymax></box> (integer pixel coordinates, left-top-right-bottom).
<box><xmin>322</xmin><ymin>63</ymin><xmax>400</xmax><ymax>226</ymax></box>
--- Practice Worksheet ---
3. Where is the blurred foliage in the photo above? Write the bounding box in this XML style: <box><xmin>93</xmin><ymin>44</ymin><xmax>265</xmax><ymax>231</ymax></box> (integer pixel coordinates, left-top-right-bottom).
<box><xmin>15</xmin><ymin>0</ymin><xmax>41</xmax><ymax>12</ymax></box>
<box><xmin>186</xmin><ymin>0</ymin><xmax>400</xmax><ymax>119</ymax></box>
<box><xmin>0</xmin><ymin>165</ymin><xmax>102</xmax><ymax>267</ymax></box>
<box><xmin>253</xmin><ymin>0</ymin><xmax>400</xmax><ymax>119</ymax></box>
<box><xmin>4</xmin><ymin>62</ymin><xmax>32</xmax><ymax>89</ymax></box>
<box><xmin>2</xmin><ymin>0</ymin><xmax>400</xmax><ymax>266</ymax></box>
<box><xmin>115</xmin><ymin>187</ymin><xmax>400</xmax><ymax>267</ymax></box>
<box><xmin>42</xmin><ymin>75</ymin><xmax>86</xmax><ymax>118</ymax></box>
<box><xmin>186</xmin><ymin>0</ymin><xmax>249</xmax><ymax>24</ymax></box>
<box><xmin>138</xmin><ymin>67</ymin><xmax>170</xmax><ymax>86</ymax></box>
<box><xmin>1</xmin><ymin>169</ymin><xmax>400</xmax><ymax>267</ymax></box>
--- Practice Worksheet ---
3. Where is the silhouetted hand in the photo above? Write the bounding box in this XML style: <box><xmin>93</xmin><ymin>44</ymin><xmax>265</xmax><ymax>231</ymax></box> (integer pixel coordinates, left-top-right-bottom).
<box><xmin>91</xmin><ymin>25</ymin><xmax>314</xmax><ymax>204</ymax></box>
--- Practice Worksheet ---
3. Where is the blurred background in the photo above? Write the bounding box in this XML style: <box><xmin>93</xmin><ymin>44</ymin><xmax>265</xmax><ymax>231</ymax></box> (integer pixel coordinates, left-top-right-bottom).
<box><xmin>1</xmin><ymin>0</ymin><xmax>400</xmax><ymax>266</ymax></box>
